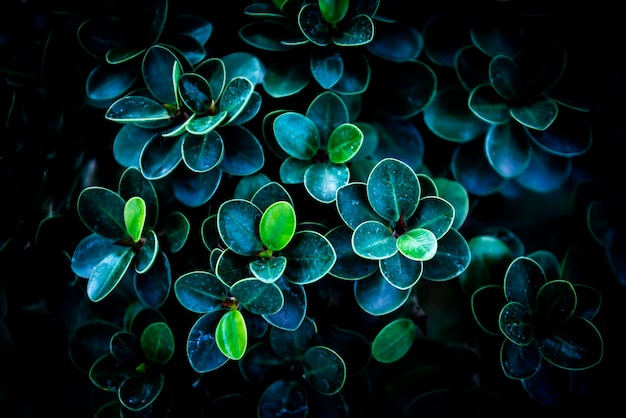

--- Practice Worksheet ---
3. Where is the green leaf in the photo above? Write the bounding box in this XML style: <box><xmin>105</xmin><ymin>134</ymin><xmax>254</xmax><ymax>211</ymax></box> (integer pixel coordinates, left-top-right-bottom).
<box><xmin>87</xmin><ymin>247</ymin><xmax>135</xmax><ymax>302</ymax></box>
<box><xmin>367</xmin><ymin>158</ymin><xmax>420</xmax><ymax>222</ymax></box>
<box><xmin>274</xmin><ymin>112</ymin><xmax>320</xmax><ymax>159</ymax></box>
<box><xmin>397</xmin><ymin>228</ymin><xmax>438</xmax><ymax>261</ymax></box>
<box><xmin>372</xmin><ymin>318</ymin><xmax>417</xmax><ymax>363</ymax></box>
<box><xmin>216</xmin><ymin>309</ymin><xmax>247</xmax><ymax>360</ymax></box>
<box><xmin>318</xmin><ymin>0</ymin><xmax>349</xmax><ymax>24</ymax></box>
<box><xmin>140</xmin><ymin>322</ymin><xmax>175</xmax><ymax>364</ymax></box>
<box><xmin>260</xmin><ymin>201</ymin><xmax>296</xmax><ymax>251</ymax></box>
<box><xmin>302</xmin><ymin>346</ymin><xmax>346</xmax><ymax>395</ymax></box>
<box><xmin>119</xmin><ymin>167</ymin><xmax>159</xmax><ymax>230</ymax></box>
<box><xmin>124</xmin><ymin>197</ymin><xmax>146</xmax><ymax>243</ymax></box>
<box><xmin>230</xmin><ymin>278</ymin><xmax>284</xmax><ymax>315</ymax></box>
<box><xmin>328</xmin><ymin>123</ymin><xmax>363</xmax><ymax>164</ymax></box>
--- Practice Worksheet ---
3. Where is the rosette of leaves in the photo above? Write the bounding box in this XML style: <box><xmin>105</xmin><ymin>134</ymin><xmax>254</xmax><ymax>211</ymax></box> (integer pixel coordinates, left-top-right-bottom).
<box><xmin>71</xmin><ymin>167</ymin><xmax>189</xmax><ymax>305</ymax></box>
<box><xmin>266</xmin><ymin>91</ymin><xmax>366</xmax><ymax>203</ymax></box>
<box><xmin>471</xmin><ymin>251</ymin><xmax>604</xmax><ymax>404</ymax></box>
<box><xmin>334</xmin><ymin>157</ymin><xmax>471</xmax><ymax>315</ymax></box>
<box><xmin>77</xmin><ymin>0</ymin><xmax>214</xmax><ymax>108</ymax></box>
<box><xmin>240</xmin><ymin>0</ymin><xmax>425</xmax><ymax>100</ymax></box>
<box><xmin>422</xmin><ymin>13</ymin><xmax>592</xmax><ymax>196</ymax></box>
<box><xmin>105</xmin><ymin>44</ymin><xmax>265</xmax><ymax>207</ymax></box>
<box><xmin>68</xmin><ymin>307</ymin><xmax>175</xmax><ymax>415</ymax></box>
<box><xmin>238</xmin><ymin>317</ymin><xmax>349</xmax><ymax>417</ymax></box>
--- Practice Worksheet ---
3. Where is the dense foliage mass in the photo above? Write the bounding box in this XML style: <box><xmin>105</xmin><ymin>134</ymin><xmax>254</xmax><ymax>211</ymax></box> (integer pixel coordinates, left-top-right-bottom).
<box><xmin>1</xmin><ymin>0</ymin><xmax>624</xmax><ymax>416</ymax></box>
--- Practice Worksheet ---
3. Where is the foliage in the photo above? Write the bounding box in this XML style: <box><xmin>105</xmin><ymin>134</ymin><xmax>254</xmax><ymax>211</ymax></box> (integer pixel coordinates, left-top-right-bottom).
<box><xmin>1</xmin><ymin>0</ymin><xmax>623</xmax><ymax>417</ymax></box>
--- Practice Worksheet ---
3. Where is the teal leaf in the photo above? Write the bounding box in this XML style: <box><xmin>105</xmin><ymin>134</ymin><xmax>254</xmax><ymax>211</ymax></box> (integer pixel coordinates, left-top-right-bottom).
<box><xmin>511</xmin><ymin>99</ymin><xmax>558</xmax><ymax>131</ymax></box>
<box><xmin>187</xmin><ymin>110</ymin><xmax>229</xmax><ymax>135</ymax></box>
<box><xmin>142</xmin><ymin>45</ymin><xmax>180</xmax><ymax>105</ymax></box>
<box><xmin>499</xmin><ymin>301</ymin><xmax>533</xmax><ymax>345</ymax></box>
<box><xmin>536</xmin><ymin>280</ymin><xmax>576</xmax><ymax>324</ymax></box>
<box><xmin>366</xmin><ymin>20</ymin><xmax>422</xmax><ymax>61</ymax></box>
<box><xmin>251</xmin><ymin>181</ymin><xmax>293</xmax><ymax>212</ymax></box>
<box><xmin>174</xmin><ymin>271</ymin><xmax>229</xmax><ymax>313</ymax></box>
<box><xmin>537</xmin><ymin>316</ymin><xmax>603</xmax><ymax>370</ymax></box>
<box><xmin>471</xmin><ymin>285</ymin><xmax>506</xmax><ymax>335</ymax></box>
<box><xmin>249</xmin><ymin>256</ymin><xmax>287</xmax><ymax>283</ymax></box>
<box><xmin>182</xmin><ymin>131</ymin><xmax>224</xmax><ymax>173</ymax></box>
<box><xmin>104</xmin><ymin>95</ymin><xmax>172</xmax><ymax>123</ymax></box>
<box><xmin>263</xmin><ymin>60</ymin><xmax>311</xmax><ymax>98</ymax></box>
<box><xmin>379</xmin><ymin>251</ymin><xmax>423</xmax><ymax>289</ymax></box>
<box><xmin>218</xmin><ymin>126</ymin><xmax>265</xmax><ymax>176</ymax></box>
<box><xmin>304</xmin><ymin>162</ymin><xmax>350</xmax><ymax>203</ymax></box>
<box><xmin>279</xmin><ymin>157</ymin><xmax>310</xmax><ymax>184</ymax></box>
<box><xmin>140</xmin><ymin>322</ymin><xmax>175</xmax><ymax>364</ymax></box>
<box><xmin>450</xmin><ymin>140</ymin><xmax>507</xmax><ymax>196</ymax></box>
<box><xmin>469</xmin><ymin>84</ymin><xmax>510</xmax><ymax>125</ymax></box>
<box><xmin>216</xmin><ymin>249</ymin><xmax>254</xmax><ymax>287</ymax></box>
<box><xmin>113</xmin><ymin>125</ymin><xmax>158</xmax><ymax>169</ymax></box>
<box><xmin>334</xmin><ymin>14</ymin><xmax>375</xmax><ymax>46</ymax></box>
<box><xmin>140</xmin><ymin>134</ymin><xmax>184</xmax><ymax>180</ymax></box>
<box><xmin>124</xmin><ymin>197</ymin><xmax>146</xmax><ymax>243</ymax></box>
<box><xmin>328</xmin><ymin>123</ymin><xmax>363</xmax><ymax>164</ymax></box>
<box><xmin>525</xmin><ymin>107</ymin><xmax>592</xmax><ymax>157</ymax></box>
<box><xmin>371</xmin><ymin>119</ymin><xmax>424</xmax><ymax>169</ymax></box>
<box><xmin>135</xmin><ymin>251</ymin><xmax>171</xmax><ymax>309</ymax></box>
<box><xmin>367</xmin><ymin>158</ymin><xmax>420</xmax><ymax>222</ymax></box>
<box><xmin>302</xmin><ymin>346</ymin><xmax>346</xmax><ymax>395</ymax></box>
<box><xmin>489</xmin><ymin>55</ymin><xmax>520</xmax><ymax>100</ymax></box>
<box><xmin>263</xmin><ymin>276</ymin><xmax>307</xmax><ymax>331</ymax></box>
<box><xmin>87</xmin><ymin>247</ymin><xmax>135</xmax><ymax>302</ymax></box>
<box><xmin>135</xmin><ymin>229</ymin><xmax>159</xmax><ymax>274</ymax></box>
<box><xmin>260</xmin><ymin>201</ymin><xmax>296</xmax><ymax>251</ymax></box>
<box><xmin>423</xmin><ymin>85</ymin><xmax>488</xmax><ymax>143</ymax></box>
<box><xmin>372</xmin><ymin>318</ymin><xmax>417</xmax><ymax>363</ymax></box>
<box><xmin>352</xmin><ymin>220</ymin><xmax>397</xmax><ymax>260</ymax></box>
<box><xmin>270</xmin><ymin>317</ymin><xmax>318</xmax><ymax>361</ymax></box>
<box><xmin>409</xmin><ymin>196</ymin><xmax>455</xmax><ymax>239</ymax></box>
<box><xmin>504</xmin><ymin>256</ymin><xmax>547</xmax><ymax>309</ymax></box>
<box><xmin>195</xmin><ymin>57</ymin><xmax>226</xmax><ymax>99</ymax></box>
<box><xmin>86</xmin><ymin>63</ymin><xmax>138</xmax><ymax>105</ymax></box>
<box><xmin>514</xmin><ymin>146</ymin><xmax>571</xmax><ymax>193</ymax></box>
<box><xmin>78</xmin><ymin>187</ymin><xmax>127</xmax><ymax>240</ymax></box>
<box><xmin>397</xmin><ymin>228</ymin><xmax>438</xmax><ymax>261</ymax></box>
<box><xmin>187</xmin><ymin>311</ymin><xmax>229</xmax><ymax>372</ymax></box>
<box><xmin>162</xmin><ymin>211</ymin><xmax>191</xmax><ymax>253</ymax></box>
<box><xmin>335</xmin><ymin>182</ymin><xmax>385</xmax><ymax>230</ymax></box>
<box><xmin>217</xmin><ymin>199</ymin><xmax>263</xmax><ymax>256</ymax></box>
<box><xmin>501</xmin><ymin>339</ymin><xmax>541</xmax><ymax>379</ymax></box>
<box><xmin>235</xmin><ymin>172</ymin><xmax>272</xmax><ymax>201</ymax></box>
<box><xmin>306</xmin><ymin>90</ymin><xmax>349</xmax><ymax>143</ymax></box>
<box><xmin>118</xmin><ymin>372</ymin><xmax>164</xmax><ymax>412</ymax></box>
<box><xmin>71</xmin><ymin>233</ymin><xmax>119</xmax><ymax>279</ymax></box>
<box><xmin>172</xmin><ymin>166</ymin><xmax>222</xmax><ymax>208</ymax></box>
<box><xmin>222</xmin><ymin>51</ymin><xmax>265</xmax><ymax>86</ymax></box>
<box><xmin>493</xmin><ymin>154</ymin><xmax>540</xmax><ymax>198</ymax></box>
<box><xmin>178</xmin><ymin>73</ymin><xmax>214</xmax><ymax>114</ymax></box>
<box><xmin>219</xmin><ymin>77</ymin><xmax>254</xmax><ymax>125</ymax></box>
<box><xmin>274</xmin><ymin>112</ymin><xmax>320</xmax><ymax>160</ymax></box>
<box><xmin>421</xmin><ymin>228</ymin><xmax>471</xmax><ymax>281</ymax></box>
<box><xmin>310</xmin><ymin>49</ymin><xmax>344</xmax><ymax>90</ymax></box>
<box><xmin>282</xmin><ymin>231</ymin><xmax>337</xmax><ymax>284</ymax></box>
<box><xmin>375</xmin><ymin>60</ymin><xmax>437</xmax><ymax>118</ymax></box>
<box><xmin>299</xmin><ymin>4</ymin><xmax>331</xmax><ymax>46</ymax></box>
<box><xmin>229</xmin><ymin>90</ymin><xmax>262</xmax><ymax>125</ymax></box>
<box><xmin>354</xmin><ymin>271</ymin><xmax>411</xmax><ymax>316</ymax></box>
<box><xmin>258</xmin><ymin>380</ymin><xmax>308</xmax><ymax>418</ymax></box>
<box><xmin>216</xmin><ymin>309</ymin><xmax>247</xmax><ymax>360</ymax></box>
<box><xmin>230</xmin><ymin>278</ymin><xmax>284</xmax><ymax>315</ymax></box>
<box><xmin>432</xmin><ymin>177</ymin><xmax>469</xmax><ymax>229</ymax></box>
<box><xmin>326</xmin><ymin>225</ymin><xmax>378</xmax><ymax>280</ymax></box>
